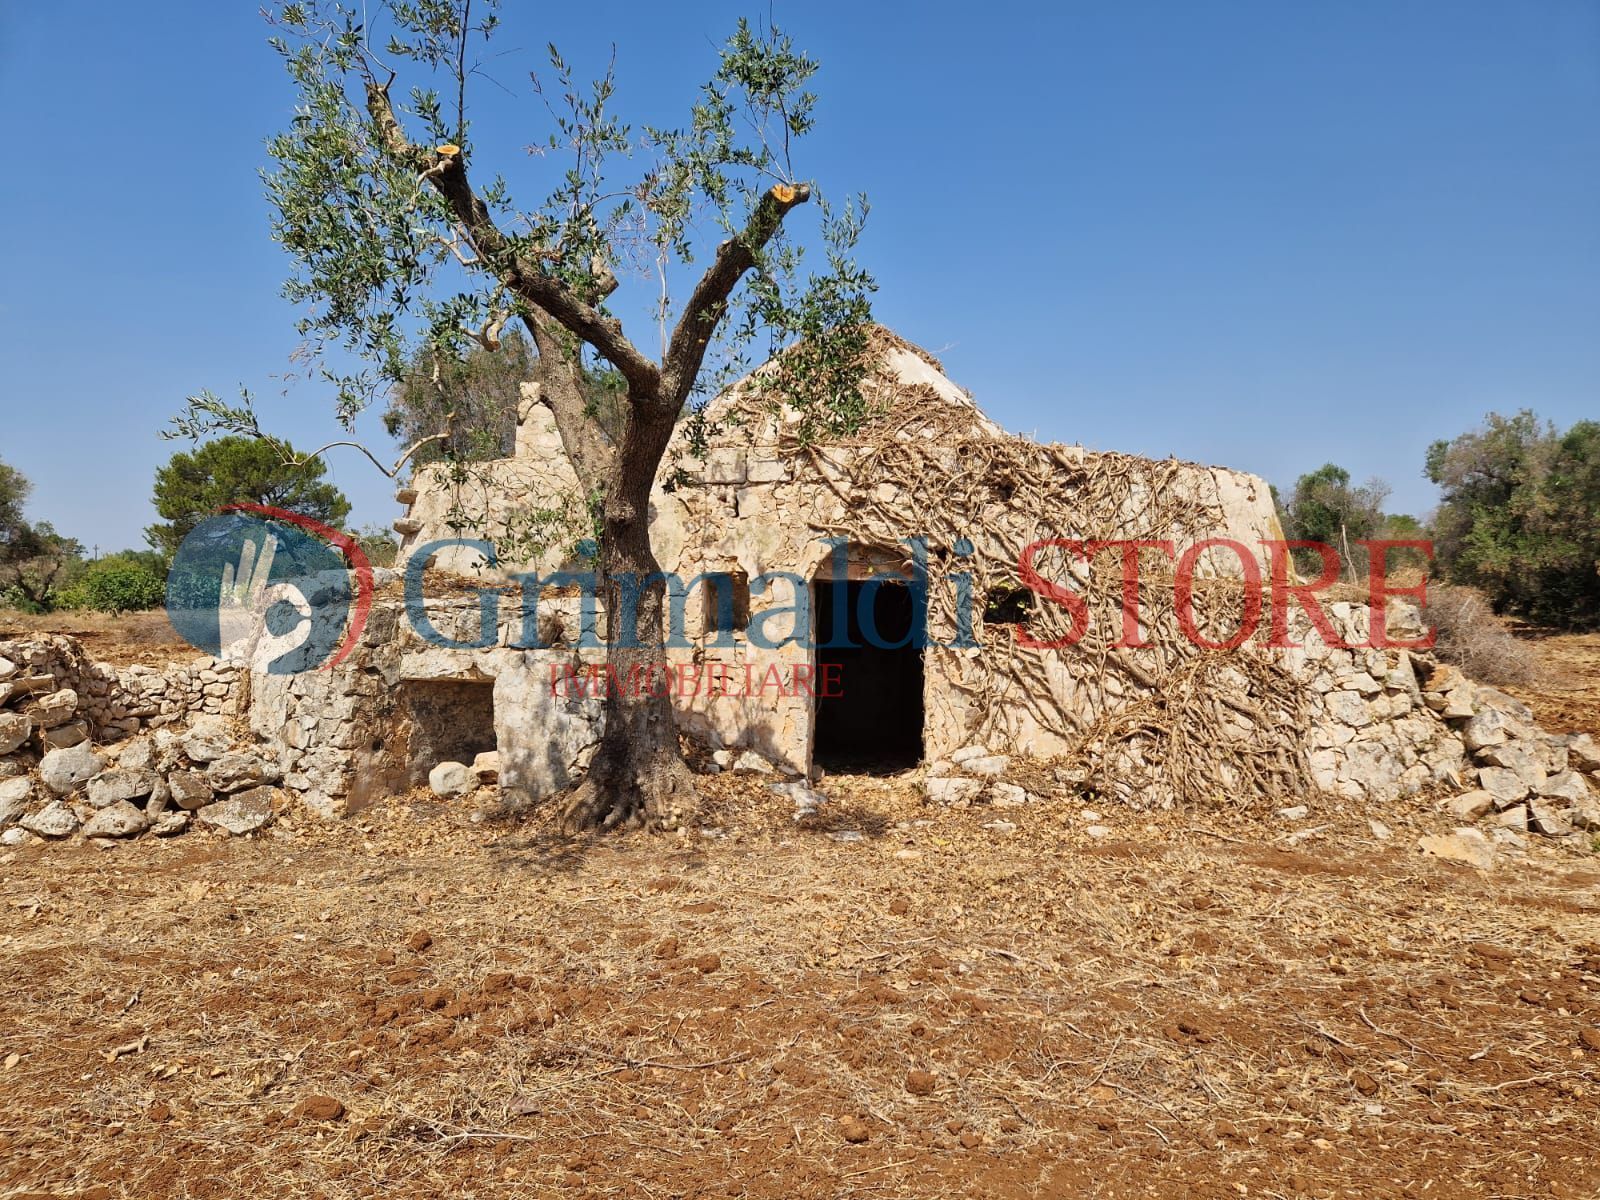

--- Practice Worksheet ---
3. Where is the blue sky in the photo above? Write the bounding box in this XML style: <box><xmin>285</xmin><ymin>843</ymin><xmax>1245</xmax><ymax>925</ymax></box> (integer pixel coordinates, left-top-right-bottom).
<box><xmin>2</xmin><ymin>0</ymin><xmax>1596</xmax><ymax>552</ymax></box>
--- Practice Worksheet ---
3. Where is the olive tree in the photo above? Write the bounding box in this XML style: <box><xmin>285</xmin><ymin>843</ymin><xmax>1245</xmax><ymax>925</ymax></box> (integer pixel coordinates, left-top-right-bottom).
<box><xmin>0</xmin><ymin>456</ymin><xmax>84</xmax><ymax>613</ymax></box>
<box><xmin>179</xmin><ymin>2</ymin><xmax>874</xmax><ymax>832</ymax></box>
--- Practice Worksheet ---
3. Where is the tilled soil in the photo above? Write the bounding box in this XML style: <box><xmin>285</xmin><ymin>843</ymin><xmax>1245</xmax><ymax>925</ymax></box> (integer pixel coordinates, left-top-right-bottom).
<box><xmin>1</xmin><ymin>776</ymin><xmax>1598</xmax><ymax>1200</ymax></box>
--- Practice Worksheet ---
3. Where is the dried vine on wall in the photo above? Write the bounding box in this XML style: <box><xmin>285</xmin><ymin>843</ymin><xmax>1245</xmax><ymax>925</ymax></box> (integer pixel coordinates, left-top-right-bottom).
<box><xmin>777</xmin><ymin>391</ymin><xmax>1312</xmax><ymax>811</ymax></box>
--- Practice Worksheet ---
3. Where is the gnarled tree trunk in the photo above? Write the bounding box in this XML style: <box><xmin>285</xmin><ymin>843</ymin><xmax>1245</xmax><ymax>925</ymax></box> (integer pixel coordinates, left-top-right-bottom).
<box><xmin>365</xmin><ymin>79</ymin><xmax>811</xmax><ymax>834</ymax></box>
<box><xmin>559</xmin><ymin>396</ymin><xmax>698</xmax><ymax>832</ymax></box>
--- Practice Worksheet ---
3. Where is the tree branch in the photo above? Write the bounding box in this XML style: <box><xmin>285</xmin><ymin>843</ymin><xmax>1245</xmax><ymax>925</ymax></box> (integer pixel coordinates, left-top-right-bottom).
<box><xmin>365</xmin><ymin>81</ymin><xmax>659</xmax><ymax>397</ymax></box>
<box><xmin>282</xmin><ymin>422</ymin><xmax>457</xmax><ymax>480</ymax></box>
<box><xmin>521</xmin><ymin>312</ymin><xmax>616</xmax><ymax>480</ymax></box>
<box><xmin>661</xmin><ymin>183</ymin><xmax>810</xmax><ymax>406</ymax></box>
<box><xmin>469</xmin><ymin>308</ymin><xmax>510</xmax><ymax>351</ymax></box>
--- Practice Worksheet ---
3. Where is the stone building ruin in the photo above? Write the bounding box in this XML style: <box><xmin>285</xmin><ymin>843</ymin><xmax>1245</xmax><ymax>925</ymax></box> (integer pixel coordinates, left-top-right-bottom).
<box><xmin>2</xmin><ymin>327</ymin><xmax>1598</xmax><ymax>848</ymax></box>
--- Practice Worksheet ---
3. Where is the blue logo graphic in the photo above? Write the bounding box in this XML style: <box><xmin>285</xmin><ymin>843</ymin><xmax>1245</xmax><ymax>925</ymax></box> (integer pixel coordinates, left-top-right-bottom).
<box><xmin>166</xmin><ymin>509</ymin><xmax>364</xmax><ymax>674</ymax></box>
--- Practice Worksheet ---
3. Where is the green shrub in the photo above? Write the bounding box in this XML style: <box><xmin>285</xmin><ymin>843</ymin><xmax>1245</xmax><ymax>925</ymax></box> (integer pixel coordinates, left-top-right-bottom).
<box><xmin>76</xmin><ymin>559</ymin><xmax>167</xmax><ymax>613</ymax></box>
<box><xmin>1428</xmin><ymin>413</ymin><xmax>1600</xmax><ymax>627</ymax></box>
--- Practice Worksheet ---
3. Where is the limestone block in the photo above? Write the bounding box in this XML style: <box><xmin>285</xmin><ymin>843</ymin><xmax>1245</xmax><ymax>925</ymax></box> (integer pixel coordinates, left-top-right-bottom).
<box><xmin>39</xmin><ymin>745</ymin><xmax>103</xmax><ymax>795</ymax></box>
<box><xmin>1460</xmin><ymin>708</ymin><xmax>1508</xmax><ymax>752</ymax></box>
<box><xmin>0</xmin><ymin>712</ymin><xmax>31</xmax><ymax>755</ymax></box>
<box><xmin>1528</xmin><ymin>799</ymin><xmax>1572</xmax><ymax>838</ymax></box>
<box><xmin>1568</xmin><ymin>733</ymin><xmax>1600</xmax><ymax>774</ymax></box>
<box><xmin>1531</xmin><ymin>735</ymin><xmax>1570</xmax><ymax>777</ymax></box>
<box><xmin>471</xmin><ymin>751</ymin><xmax>500</xmax><ymax>784</ymax></box>
<box><xmin>1385</xmin><ymin>652</ymin><xmax>1421</xmax><ymax>696</ymax></box>
<box><xmin>961</xmin><ymin>755</ymin><xmax>1010</xmax><ymax>778</ymax></box>
<box><xmin>21</xmin><ymin>800</ymin><xmax>79</xmax><ymax>838</ymax></box>
<box><xmin>1476</xmin><ymin>743</ymin><xmax>1546</xmax><ymax>791</ymax></box>
<box><xmin>82</xmin><ymin>801</ymin><xmax>149</xmax><ymax>839</ymax></box>
<box><xmin>183</xmin><ymin>729</ymin><xmax>229</xmax><ymax>763</ymax></box>
<box><xmin>208</xmin><ymin>752</ymin><xmax>271</xmax><ymax>793</ymax></box>
<box><xmin>1538</xmin><ymin>771</ymin><xmax>1592</xmax><ymax>805</ymax></box>
<box><xmin>151</xmin><ymin>811</ymin><xmax>190</xmax><ymax>837</ymax></box>
<box><xmin>703</xmin><ymin>448</ymin><xmax>747</xmax><ymax>485</ymax></box>
<box><xmin>46</xmin><ymin>721</ymin><xmax>90</xmax><ymax>749</ymax></box>
<box><xmin>1324</xmin><ymin>691</ymin><xmax>1371</xmax><ymax>728</ymax></box>
<box><xmin>1446</xmin><ymin>790</ymin><xmax>1494</xmax><ymax>820</ymax></box>
<box><xmin>1476</xmin><ymin>689</ymin><xmax>1534</xmax><ymax>723</ymax></box>
<box><xmin>1418</xmin><ymin>829</ymin><xmax>1495</xmax><ymax>870</ymax></box>
<box><xmin>746</xmin><ymin>458</ymin><xmax>790</xmax><ymax>483</ymax></box>
<box><xmin>117</xmin><ymin>739</ymin><xmax>155</xmax><ymax>772</ymax></box>
<box><xmin>168</xmin><ymin>771</ymin><xmax>215</xmax><ymax>811</ymax></box>
<box><xmin>86</xmin><ymin>769</ymin><xmax>155</xmax><ymax>809</ymax></box>
<box><xmin>197</xmin><ymin>788</ymin><xmax>275</xmax><ymax>835</ymax></box>
<box><xmin>1478</xmin><ymin>766</ymin><xmax>1528</xmax><ymax>809</ymax></box>
<box><xmin>428</xmin><ymin>761</ymin><xmax>473</xmax><ymax>797</ymax></box>
<box><xmin>31</xmin><ymin>688</ymin><xmax>79</xmax><ymax>728</ymax></box>
<box><xmin>1344</xmin><ymin>672</ymin><xmax>1382</xmax><ymax>697</ymax></box>
<box><xmin>495</xmin><ymin>661</ymin><xmax>602</xmax><ymax>807</ymax></box>
<box><xmin>0</xmin><ymin>777</ymin><xmax>33</xmax><ymax>825</ymax></box>
<box><xmin>990</xmin><ymin>782</ymin><xmax>1031</xmax><ymax>807</ymax></box>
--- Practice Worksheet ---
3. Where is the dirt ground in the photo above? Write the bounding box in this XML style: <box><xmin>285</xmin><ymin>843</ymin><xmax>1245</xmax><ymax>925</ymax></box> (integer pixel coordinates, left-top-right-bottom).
<box><xmin>1507</xmin><ymin>630</ymin><xmax>1600</xmax><ymax>740</ymax></box>
<box><xmin>1</xmin><ymin>630</ymin><xmax>1598</xmax><ymax>1199</ymax></box>
<box><xmin>0</xmin><ymin>611</ymin><xmax>193</xmax><ymax>669</ymax></box>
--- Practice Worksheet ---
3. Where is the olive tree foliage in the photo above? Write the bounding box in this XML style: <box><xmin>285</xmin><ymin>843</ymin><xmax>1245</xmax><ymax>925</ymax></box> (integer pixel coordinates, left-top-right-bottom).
<box><xmin>384</xmin><ymin>326</ymin><xmax>627</xmax><ymax>467</ymax></box>
<box><xmin>1279</xmin><ymin>463</ymin><xmax>1392</xmax><ymax>577</ymax></box>
<box><xmin>176</xmin><ymin>2</ymin><xmax>876</xmax><ymax>832</ymax></box>
<box><xmin>1426</xmin><ymin>411</ymin><xmax>1600</xmax><ymax>626</ymax></box>
<box><xmin>385</xmin><ymin>325</ymin><xmax>535</xmax><ymax>466</ymax></box>
<box><xmin>0</xmin><ymin>456</ymin><xmax>85</xmax><ymax>613</ymax></box>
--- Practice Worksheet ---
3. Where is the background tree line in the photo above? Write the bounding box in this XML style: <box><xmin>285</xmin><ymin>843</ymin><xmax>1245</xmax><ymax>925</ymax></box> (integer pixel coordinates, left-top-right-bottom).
<box><xmin>1277</xmin><ymin>410</ymin><xmax>1600</xmax><ymax>628</ymax></box>
<box><xmin>1</xmin><ymin>437</ymin><xmax>397</xmax><ymax>615</ymax></box>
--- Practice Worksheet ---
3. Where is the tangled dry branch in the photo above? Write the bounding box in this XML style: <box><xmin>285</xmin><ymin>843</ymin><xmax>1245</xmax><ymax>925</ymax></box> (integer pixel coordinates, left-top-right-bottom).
<box><xmin>776</xmin><ymin>368</ymin><xmax>1312</xmax><ymax>811</ymax></box>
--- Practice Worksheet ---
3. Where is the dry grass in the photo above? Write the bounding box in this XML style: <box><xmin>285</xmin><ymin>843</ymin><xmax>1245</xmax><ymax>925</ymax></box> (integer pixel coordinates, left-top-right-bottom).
<box><xmin>2</xmin><ymin>774</ymin><xmax>1599</xmax><ymax>1199</ymax></box>
<box><xmin>1</xmin><ymin>613</ymin><xmax>1598</xmax><ymax>1197</ymax></box>
<box><xmin>1424</xmin><ymin>586</ymin><xmax>1545</xmax><ymax>688</ymax></box>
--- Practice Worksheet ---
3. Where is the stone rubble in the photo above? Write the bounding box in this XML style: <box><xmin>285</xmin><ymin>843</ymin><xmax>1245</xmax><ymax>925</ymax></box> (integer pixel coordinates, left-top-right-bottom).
<box><xmin>1414</xmin><ymin>666</ymin><xmax>1600</xmax><ymax>847</ymax></box>
<box><xmin>923</xmin><ymin>748</ymin><xmax>1020</xmax><ymax>807</ymax></box>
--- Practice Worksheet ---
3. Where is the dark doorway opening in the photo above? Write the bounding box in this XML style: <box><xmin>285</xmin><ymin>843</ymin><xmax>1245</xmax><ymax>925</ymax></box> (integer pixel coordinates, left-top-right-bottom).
<box><xmin>397</xmin><ymin>679</ymin><xmax>496</xmax><ymax>787</ymax></box>
<box><xmin>812</xmin><ymin>578</ymin><xmax>924</xmax><ymax>774</ymax></box>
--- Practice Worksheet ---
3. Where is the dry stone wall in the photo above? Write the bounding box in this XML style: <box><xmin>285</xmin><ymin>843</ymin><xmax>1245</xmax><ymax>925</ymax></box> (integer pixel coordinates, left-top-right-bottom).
<box><xmin>0</xmin><ymin>635</ymin><xmax>241</xmax><ymax>760</ymax></box>
<box><xmin>244</xmin><ymin>590</ymin><xmax>604</xmax><ymax>818</ymax></box>
<box><xmin>0</xmin><ymin>635</ymin><xmax>282</xmax><ymax>846</ymax></box>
